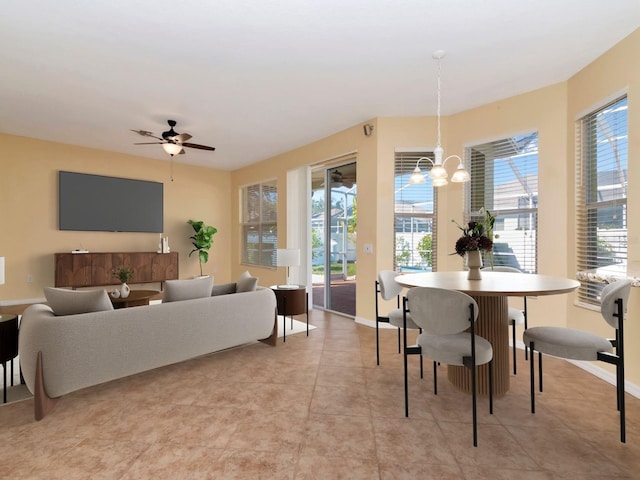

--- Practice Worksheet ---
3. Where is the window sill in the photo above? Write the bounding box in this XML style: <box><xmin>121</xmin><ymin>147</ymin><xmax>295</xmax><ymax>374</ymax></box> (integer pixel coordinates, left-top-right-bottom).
<box><xmin>576</xmin><ymin>261</ymin><xmax>640</xmax><ymax>287</ymax></box>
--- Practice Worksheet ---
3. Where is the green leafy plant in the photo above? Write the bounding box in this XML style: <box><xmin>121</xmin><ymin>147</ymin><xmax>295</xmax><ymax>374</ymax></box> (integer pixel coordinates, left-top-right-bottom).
<box><xmin>188</xmin><ymin>220</ymin><xmax>218</xmax><ymax>276</ymax></box>
<box><xmin>113</xmin><ymin>266</ymin><xmax>133</xmax><ymax>283</ymax></box>
<box><xmin>417</xmin><ymin>234</ymin><xmax>433</xmax><ymax>267</ymax></box>
<box><xmin>395</xmin><ymin>237</ymin><xmax>411</xmax><ymax>267</ymax></box>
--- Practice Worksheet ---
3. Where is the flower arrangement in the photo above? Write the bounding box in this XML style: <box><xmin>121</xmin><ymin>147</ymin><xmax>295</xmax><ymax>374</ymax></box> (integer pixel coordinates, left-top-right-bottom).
<box><xmin>113</xmin><ymin>266</ymin><xmax>134</xmax><ymax>283</ymax></box>
<box><xmin>452</xmin><ymin>208</ymin><xmax>496</xmax><ymax>256</ymax></box>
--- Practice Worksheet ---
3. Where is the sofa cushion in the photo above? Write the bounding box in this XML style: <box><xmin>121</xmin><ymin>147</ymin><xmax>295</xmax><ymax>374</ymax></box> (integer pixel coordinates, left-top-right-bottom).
<box><xmin>211</xmin><ymin>282</ymin><xmax>237</xmax><ymax>296</ymax></box>
<box><xmin>44</xmin><ymin>287</ymin><xmax>114</xmax><ymax>316</ymax></box>
<box><xmin>236</xmin><ymin>271</ymin><xmax>258</xmax><ymax>293</ymax></box>
<box><xmin>163</xmin><ymin>276</ymin><xmax>214</xmax><ymax>303</ymax></box>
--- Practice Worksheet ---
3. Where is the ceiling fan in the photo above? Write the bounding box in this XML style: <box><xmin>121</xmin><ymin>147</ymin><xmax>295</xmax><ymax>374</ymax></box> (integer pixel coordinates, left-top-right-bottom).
<box><xmin>131</xmin><ymin>120</ymin><xmax>215</xmax><ymax>156</ymax></box>
<box><xmin>329</xmin><ymin>169</ymin><xmax>356</xmax><ymax>188</ymax></box>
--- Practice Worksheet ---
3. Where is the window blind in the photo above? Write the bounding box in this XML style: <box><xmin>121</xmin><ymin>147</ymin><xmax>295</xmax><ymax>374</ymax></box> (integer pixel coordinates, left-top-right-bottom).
<box><xmin>394</xmin><ymin>152</ymin><xmax>437</xmax><ymax>272</ymax></box>
<box><xmin>241</xmin><ymin>180</ymin><xmax>278</xmax><ymax>267</ymax></box>
<box><xmin>466</xmin><ymin>133</ymin><xmax>539</xmax><ymax>273</ymax></box>
<box><xmin>575</xmin><ymin>96</ymin><xmax>628</xmax><ymax>305</ymax></box>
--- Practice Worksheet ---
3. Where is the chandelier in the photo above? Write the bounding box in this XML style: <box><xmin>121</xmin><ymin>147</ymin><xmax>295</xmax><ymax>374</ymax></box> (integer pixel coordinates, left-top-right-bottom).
<box><xmin>409</xmin><ymin>50</ymin><xmax>471</xmax><ymax>187</ymax></box>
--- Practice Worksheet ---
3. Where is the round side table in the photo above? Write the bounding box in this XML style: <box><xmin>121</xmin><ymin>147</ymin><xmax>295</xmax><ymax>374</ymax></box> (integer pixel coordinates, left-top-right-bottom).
<box><xmin>270</xmin><ymin>285</ymin><xmax>308</xmax><ymax>342</ymax></box>
<box><xmin>0</xmin><ymin>314</ymin><xmax>19</xmax><ymax>403</ymax></box>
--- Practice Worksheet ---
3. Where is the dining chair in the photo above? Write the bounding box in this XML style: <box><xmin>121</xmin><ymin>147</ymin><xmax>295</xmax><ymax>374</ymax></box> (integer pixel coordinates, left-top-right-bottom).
<box><xmin>375</xmin><ymin>270</ymin><xmax>422</xmax><ymax>371</ymax></box>
<box><xmin>482</xmin><ymin>265</ymin><xmax>528</xmax><ymax>374</ymax></box>
<box><xmin>523</xmin><ymin>278</ymin><xmax>631</xmax><ymax>443</ymax></box>
<box><xmin>403</xmin><ymin>287</ymin><xmax>494</xmax><ymax>447</ymax></box>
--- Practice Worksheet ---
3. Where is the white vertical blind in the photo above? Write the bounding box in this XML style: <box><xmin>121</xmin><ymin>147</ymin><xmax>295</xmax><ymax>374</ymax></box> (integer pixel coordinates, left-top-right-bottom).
<box><xmin>394</xmin><ymin>152</ymin><xmax>437</xmax><ymax>272</ymax></box>
<box><xmin>466</xmin><ymin>133</ymin><xmax>538</xmax><ymax>273</ymax></box>
<box><xmin>241</xmin><ymin>180</ymin><xmax>278</xmax><ymax>266</ymax></box>
<box><xmin>575</xmin><ymin>96</ymin><xmax>628</xmax><ymax>304</ymax></box>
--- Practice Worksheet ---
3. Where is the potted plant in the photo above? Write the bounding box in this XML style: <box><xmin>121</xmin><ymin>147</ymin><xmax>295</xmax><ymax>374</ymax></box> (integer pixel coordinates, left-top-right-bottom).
<box><xmin>113</xmin><ymin>266</ymin><xmax>134</xmax><ymax>298</ymax></box>
<box><xmin>188</xmin><ymin>220</ymin><xmax>218</xmax><ymax>277</ymax></box>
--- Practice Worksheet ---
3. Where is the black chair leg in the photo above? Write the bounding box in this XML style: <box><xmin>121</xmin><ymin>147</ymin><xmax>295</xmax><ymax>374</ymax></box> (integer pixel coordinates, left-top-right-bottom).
<box><xmin>433</xmin><ymin>361</ymin><xmax>438</xmax><ymax>395</ymax></box>
<box><xmin>2</xmin><ymin>361</ymin><xmax>6</xmax><ymax>404</ymax></box>
<box><xmin>375</xmin><ymin>319</ymin><xmax>380</xmax><ymax>366</ymax></box>
<box><xmin>529</xmin><ymin>341</ymin><xmax>535</xmax><ymax>414</ymax></box>
<box><xmin>488</xmin><ymin>360</ymin><xmax>494</xmax><ymax>415</ymax></box>
<box><xmin>618</xmin><ymin>362</ymin><xmax>626</xmax><ymax>443</ymax></box>
<box><xmin>397</xmin><ymin>328</ymin><xmax>401</xmax><ymax>354</ymax></box>
<box><xmin>471</xmin><ymin>364</ymin><xmax>478</xmax><ymax>447</ymax></box>
<box><xmin>538</xmin><ymin>351</ymin><xmax>543</xmax><ymax>392</ymax></box>
<box><xmin>511</xmin><ymin>319</ymin><xmax>517</xmax><ymax>375</ymax></box>
<box><xmin>403</xmin><ymin>348</ymin><xmax>408</xmax><ymax>417</ymax></box>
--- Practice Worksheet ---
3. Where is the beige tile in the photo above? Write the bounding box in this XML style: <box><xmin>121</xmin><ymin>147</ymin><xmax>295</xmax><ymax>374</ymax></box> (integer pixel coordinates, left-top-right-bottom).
<box><xmin>373</xmin><ymin>416</ymin><xmax>458</xmax><ymax>465</ymax></box>
<box><xmin>310</xmin><ymin>384</ymin><xmax>371</xmax><ymax>417</ymax></box>
<box><xmin>1</xmin><ymin>310</ymin><xmax>638</xmax><ymax>478</ymax></box>
<box><xmin>295</xmin><ymin>454</ymin><xmax>380</xmax><ymax>479</ymax></box>
<box><xmin>301</xmin><ymin>414</ymin><xmax>376</xmax><ymax>459</ymax></box>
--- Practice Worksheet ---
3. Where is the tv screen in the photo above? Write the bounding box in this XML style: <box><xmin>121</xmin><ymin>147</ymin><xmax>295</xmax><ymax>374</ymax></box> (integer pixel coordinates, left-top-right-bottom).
<box><xmin>59</xmin><ymin>171</ymin><xmax>163</xmax><ymax>233</ymax></box>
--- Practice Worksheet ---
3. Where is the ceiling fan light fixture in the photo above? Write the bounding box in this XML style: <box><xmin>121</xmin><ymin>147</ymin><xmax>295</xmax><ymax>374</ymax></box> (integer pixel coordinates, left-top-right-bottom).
<box><xmin>162</xmin><ymin>142</ymin><xmax>183</xmax><ymax>156</ymax></box>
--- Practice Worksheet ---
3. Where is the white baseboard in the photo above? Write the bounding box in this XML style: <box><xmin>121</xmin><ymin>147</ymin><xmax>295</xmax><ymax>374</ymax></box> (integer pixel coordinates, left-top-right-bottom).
<box><xmin>0</xmin><ymin>297</ymin><xmax>46</xmax><ymax>307</ymax></box>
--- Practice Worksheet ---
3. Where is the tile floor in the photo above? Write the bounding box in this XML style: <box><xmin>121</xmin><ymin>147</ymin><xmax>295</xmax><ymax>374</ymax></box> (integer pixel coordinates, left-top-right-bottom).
<box><xmin>2</xmin><ymin>309</ymin><xmax>640</xmax><ymax>479</ymax></box>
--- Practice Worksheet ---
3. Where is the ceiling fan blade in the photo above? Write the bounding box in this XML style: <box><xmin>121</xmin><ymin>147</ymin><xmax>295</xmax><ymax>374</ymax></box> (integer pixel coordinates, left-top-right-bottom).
<box><xmin>173</xmin><ymin>133</ymin><xmax>192</xmax><ymax>143</ymax></box>
<box><xmin>131</xmin><ymin>129</ymin><xmax>163</xmax><ymax>140</ymax></box>
<box><xmin>182</xmin><ymin>142</ymin><xmax>216</xmax><ymax>151</ymax></box>
<box><xmin>179</xmin><ymin>148</ymin><xmax>186</xmax><ymax>155</ymax></box>
<box><xmin>134</xmin><ymin>142</ymin><xmax>164</xmax><ymax>145</ymax></box>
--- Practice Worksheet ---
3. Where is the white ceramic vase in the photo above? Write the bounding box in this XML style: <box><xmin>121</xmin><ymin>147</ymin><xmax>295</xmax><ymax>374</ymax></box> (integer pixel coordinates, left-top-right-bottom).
<box><xmin>120</xmin><ymin>282</ymin><xmax>131</xmax><ymax>298</ymax></box>
<box><xmin>466</xmin><ymin>250</ymin><xmax>483</xmax><ymax>280</ymax></box>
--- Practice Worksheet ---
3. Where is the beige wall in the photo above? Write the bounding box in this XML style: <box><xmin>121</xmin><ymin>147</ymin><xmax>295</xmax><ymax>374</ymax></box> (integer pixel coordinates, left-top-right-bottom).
<box><xmin>2</xmin><ymin>28</ymin><xmax>638</xmax><ymax>385</ymax></box>
<box><xmin>229</xmin><ymin>121</ymin><xmax>382</xmax><ymax>308</ymax></box>
<box><xmin>443</xmin><ymin>82</ymin><xmax>571</xmax><ymax>329</ymax></box>
<box><xmin>565</xmin><ymin>28</ymin><xmax>640</xmax><ymax>379</ymax></box>
<box><xmin>0</xmin><ymin>134</ymin><xmax>231</xmax><ymax>301</ymax></box>
<box><xmin>228</xmin><ymin>29</ymin><xmax>640</xmax><ymax>386</ymax></box>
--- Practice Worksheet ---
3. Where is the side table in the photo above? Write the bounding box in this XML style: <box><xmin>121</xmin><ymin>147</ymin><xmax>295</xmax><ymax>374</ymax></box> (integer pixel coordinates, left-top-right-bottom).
<box><xmin>0</xmin><ymin>314</ymin><xmax>19</xmax><ymax>403</ymax></box>
<box><xmin>270</xmin><ymin>285</ymin><xmax>308</xmax><ymax>342</ymax></box>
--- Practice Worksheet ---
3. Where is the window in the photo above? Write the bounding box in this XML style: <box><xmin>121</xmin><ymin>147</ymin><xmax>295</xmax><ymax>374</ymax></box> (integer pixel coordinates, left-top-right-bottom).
<box><xmin>241</xmin><ymin>180</ymin><xmax>277</xmax><ymax>267</ymax></box>
<box><xmin>466</xmin><ymin>133</ymin><xmax>539</xmax><ymax>273</ymax></box>
<box><xmin>576</xmin><ymin>96</ymin><xmax>628</xmax><ymax>305</ymax></box>
<box><xmin>394</xmin><ymin>152</ymin><xmax>437</xmax><ymax>272</ymax></box>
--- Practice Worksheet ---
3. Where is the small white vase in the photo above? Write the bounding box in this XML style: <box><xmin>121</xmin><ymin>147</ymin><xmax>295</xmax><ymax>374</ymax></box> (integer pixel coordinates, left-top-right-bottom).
<box><xmin>120</xmin><ymin>282</ymin><xmax>131</xmax><ymax>298</ymax></box>
<box><xmin>466</xmin><ymin>250</ymin><xmax>483</xmax><ymax>280</ymax></box>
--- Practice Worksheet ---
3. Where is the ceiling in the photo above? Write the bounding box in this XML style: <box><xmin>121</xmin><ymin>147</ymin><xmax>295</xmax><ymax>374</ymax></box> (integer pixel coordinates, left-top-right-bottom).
<box><xmin>1</xmin><ymin>1</ymin><xmax>639</xmax><ymax>171</ymax></box>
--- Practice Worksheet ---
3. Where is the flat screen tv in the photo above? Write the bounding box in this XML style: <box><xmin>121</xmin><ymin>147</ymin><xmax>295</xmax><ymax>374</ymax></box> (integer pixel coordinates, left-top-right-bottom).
<box><xmin>59</xmin><ymin>171</ymin><xmax>163</xmax><ymax>233</ymax></box>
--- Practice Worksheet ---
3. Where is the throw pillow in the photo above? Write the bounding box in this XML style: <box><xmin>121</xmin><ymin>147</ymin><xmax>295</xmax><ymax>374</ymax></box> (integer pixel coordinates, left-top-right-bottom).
<box><xmin>236</xmin><ymin>270</ymin><xmax>258</xmax><ymax>293</ymax></box>
<box><xmin>163</xmin><ymin>276</ymin><xmax>214</xmax><ymax>303</ymax></box>
<box><xmin>211</xmin><ymin>282</ymin><xmax>237</xmax><ymax>296</ymax></box>
<box><xmin>44</xmin><ymin>287</ymin><xmax>114</xmax><ymax>316</ymax></box>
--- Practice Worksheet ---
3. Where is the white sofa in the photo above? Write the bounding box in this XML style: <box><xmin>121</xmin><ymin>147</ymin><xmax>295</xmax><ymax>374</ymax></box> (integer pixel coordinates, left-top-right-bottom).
<box><xmin>19</xmin><ymin>281</ymin><xmax>277</xmax><ymax>420</ymax></box>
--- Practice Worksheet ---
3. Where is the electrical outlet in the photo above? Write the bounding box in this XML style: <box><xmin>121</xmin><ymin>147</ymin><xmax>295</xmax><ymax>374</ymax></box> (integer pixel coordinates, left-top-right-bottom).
<box><xmin>27</xmin><ymin>274</ymin><xmax>33</xmax><ymax>283</ymax></box>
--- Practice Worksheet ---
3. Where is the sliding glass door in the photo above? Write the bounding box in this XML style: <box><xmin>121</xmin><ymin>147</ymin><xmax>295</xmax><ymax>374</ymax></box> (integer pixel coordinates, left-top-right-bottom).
<box><xmin>311</xmin><ymin>163</ymin><xmax>357</xmax><ymax>316</ymax></box>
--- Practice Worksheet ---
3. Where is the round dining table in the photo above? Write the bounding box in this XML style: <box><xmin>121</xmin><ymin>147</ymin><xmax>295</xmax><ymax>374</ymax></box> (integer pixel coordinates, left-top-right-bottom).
<box><xmin>395</xmin><ymin>271</ymin><xmax>580</xmax><ymax>396</ymax></box>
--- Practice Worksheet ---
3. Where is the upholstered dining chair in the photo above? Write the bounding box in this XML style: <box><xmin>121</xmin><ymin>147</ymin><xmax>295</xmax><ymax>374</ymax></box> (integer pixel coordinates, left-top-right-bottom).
<box><xmin>403</xmin><ymin>287</ymin><xmax>494</xmax><ymax>447</ymax></box>
<box><xmin>523</xmin><ymin>278</ymin><xmax>631</xmax><ymax>443</ymax></box>
<box><xmin>375</xmin><ymin>270</ymin><xmax>422</xmax><ymax>370</ymax></box>
<box><xmin>482</xmin><ymin>265</ymin><xmax>528</xmax><ymax>374</ymax></box>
